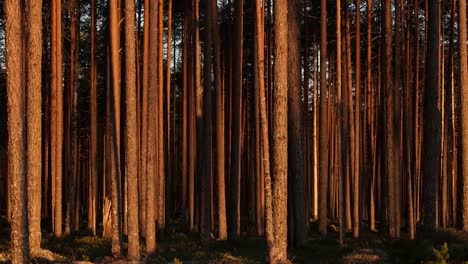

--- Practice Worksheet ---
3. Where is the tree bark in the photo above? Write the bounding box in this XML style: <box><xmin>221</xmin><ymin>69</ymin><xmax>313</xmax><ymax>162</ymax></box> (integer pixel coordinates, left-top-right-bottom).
<box><xmin>124</xmin><ymin>0</ymin><xmax>140</xmax><ymax>258</ymax></box>
<box><xmin>287</xmin><ymin>0</ymin><xmax>307</xmax><ymax>247</ymax></box>
<box><xmin>146</xmin><ymin>0</ymin><xmax>157</xmax><ymax>252</ymax></box>
<box><xmin>318</xmin><ymin>0</ymin><xmax>329</xmax><ymax>237</ymax></box>
<box><xmin>458</xmin><ymin>0</ymin><xmax>468</xmax><ymax>231</ymax></box>
<box><xmin>211</xmin><ymin>0</ymin><xmax>227</xmax><ymax>240</ymax></box>
<box><xmin>110</xmin><ymin>0</ymin><xmax>123</xmax><ymax>255</ymax></box>
<box><xmin>26</xmin><ymin>0</ymin><xmax>43</xmax><ymax>253</ymax></box>
<box><xmin>5</xmin><ymin>0</ymin><xmax>30</xmax><ymax>261</ymax></box>
<box><xmin>422</xmin><ymin>0</ymin><xmax>441</xmax><ymax>230</ymax></box>
<box><xmin>229</xmin><ymin>0</ymin><xmax>243</xmax><ymax>239</ymax></box>
<box><xmin>270</xmin><ymin>0</ymin><xmax>288</xmax><ymax>261</ymax></box>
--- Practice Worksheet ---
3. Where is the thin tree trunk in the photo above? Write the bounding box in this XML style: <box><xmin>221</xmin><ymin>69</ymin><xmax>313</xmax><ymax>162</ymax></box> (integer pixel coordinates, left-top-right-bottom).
<box><xmin>458</xmin><ymin>0</ymin><xmax>468</xmax><ymax>231</ymax></box>
<box><xmin>318</xmin><ymin>0</ymin><xmax>329</xmax><ymax>237</ymax></box>
<box><xmin>353</xmin><ymin>0</ymin><xmax>361</xmax><ymax>239</ymax></box>
<box><xmin>146</xmin><ymin>0</ymin><xmax>157</xmax><ymax>252</ymax></box>
<box><xmin>229</xmin><ymin>0</ymin><xmax>243</xmax><ymax>239</ymax></box>
<box><xmin>109</xmin><ymin>0</ymin><xmax>123</xmax><ymax>255</ymax></box>
<box><xmin>89</xmin><ymin>0</ymin><xmax>98</xmax><ymax>236</ymax></box>
<box><xmin>212</xmin><ymin>0</ymin><xmax>227</xmax><ymax>240</ymax></box>
<box><xmin>51</xmin><ymin>0</ymin><xmax>63</xmax><ymax>238</ymax></box>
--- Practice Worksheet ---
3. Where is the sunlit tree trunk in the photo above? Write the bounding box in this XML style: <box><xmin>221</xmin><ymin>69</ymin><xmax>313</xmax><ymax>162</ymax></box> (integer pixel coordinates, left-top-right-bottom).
<box><xmin>109</xmin><ymin>0</ymin><xmax>123</xmax><ymax>255</ymax></box>
<box><xmin>124</xmin><ymin>0</ymin><xmax>140</xmax><ymax>258</ymax></box>
<box><xmin>318</xmin><ymin>0</ymin><xmax>329</xmax><ymax>237</ymax></box>
<box><xmin>458</xmin><ymin>0</ymin><xmax>468</xmax><ymax>231</ymax></box>
<box><xmin>270</xmin><ymin>0</ymin><xmax>288</xmax><ymax>260</ymax></box>
<box><xmin>157</xmin><ymin>0</ymin><xmax>165</xmax><ymax>230</ymax></box>
<box><xmin>146</xmin><ymin>0</ymin><xmax>157</xmax><ymax>252</ymax></box>
<box><xmin>5</xmin><ymin>0</ymin><xmax>30</xmax><ymax>261</ymax></box>
<box><xmin>51</xmin><ymin>0</ymin><xmax>63</xmax><ymax>238</ymax></box>
<box><xmin>26</xmin><ymin>0</ymin><xmax>43</xmax><ymax>253</ymax></box>
<box><xmin>88</xmin><ymin>0</ymin><xmax>98</xmax><ymax>236</ymax></box>
<box><xmin>212</xmin><ymin>0</ymin><xmax>227</xmax><ymax>240</ymax></box>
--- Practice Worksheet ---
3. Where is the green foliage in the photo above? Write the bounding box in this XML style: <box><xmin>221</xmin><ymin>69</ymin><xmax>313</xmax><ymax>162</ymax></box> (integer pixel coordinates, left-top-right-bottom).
<box><xmin>427</xmin><ymin>242</ymin><xmax>450</xmax><ymax>264</ymax></box>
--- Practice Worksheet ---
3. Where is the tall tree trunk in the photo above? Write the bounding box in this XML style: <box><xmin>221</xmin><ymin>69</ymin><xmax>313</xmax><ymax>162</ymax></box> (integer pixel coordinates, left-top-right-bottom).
<box><xmin>146</xmin><ymin>0</ymin><xmax>157</xmax><ymax>252</ymax></box>
<box><xmin>384</xmin><ymin>0</ymin><xmax>398</xmax><ymax>238</ymax></box>
<box><xmin>353</xmin><ymin>0</ymin><xmax>361</xmax><ymax>239</ymax></box>
<box><xmin>51</xmin><ymin>0</ymin><xmax>63</xmax><ymax>238</ymax></box>
<box><xmin>157</xmin><ymin>0</ymin><xmax>165</xmax><ymax>230</ymax></box>
<box><xmin>229</xmin><ymin>0</ymin><xmax>243</xmax><ymax>239</ymax></box>
<box><xmin>166</xmin><ymin>0</ymin><xmax>172</xmax><ymax>220</ymax></box>
<box><xmin>181</xmin><ymin>1</ymin><xmax>189</xmax><ymax>218</ymax></box>
<box><xmin>318</xmin><ymin>0</ymin><xmax>329</xmax><ymax>237</ymax></box>
<box><xmin>201</xmin><ymin>0</ymin><xmax>213</xmax><ymax>241</ymax></box>
<box><xmin>270</xmin><ymin>0</ymin><xmax>288</xmax><ymax>261</ymax></box>
<box><xmin>109</xmin><ymin>0</ymin><xmax>123</xmax><ymax>255</ymax></box>
<box><xmin>5</xmin><ymin>0</ymin><xmax>30</xmax><ymax>261</ymax></box>
<box><xmin>212</xmin><ymin>0</ymin><xmax>227</xmax><ymax>240</ymax></box>
<box><xmin>256</xmin><ymin>0</ymin><xmax>273</xmax><ymax>260</ymax></box>
<box><xmin>89</xmin><ymin>0</ymin><xmax>98</xmax><ymax>236</ymax></box>
<box><xmin>458</xmin><ymin>0</ymin><xmax>468</xmax><ymax>231</ymax></box>
<box><xmin>422</xmin><ymin>0</ymin><xmax>441</xmax><ymax>230</ymax></box>
<box><xmin>124</xmin><ymin>0</ymin><xmax>140</xmax><ymax>258</ymax></box>
<box><xmin>65</xmin><ymin>0</ymin><xmax>79</xmax><ymax>236</ymax></box>
<box><xmin>336</xmin><ymin>0</ymin><xmax>344</xmax><ymax>246</ymax></box>
<box><xmin>287</xmin><ymin>0</ymin><xmax>307</xmax><ymax>247</ymax></box>
<box><xmin>26</xmin><ymin>0</ymin><xmax>43</xmax><ymax>253</ymax></box>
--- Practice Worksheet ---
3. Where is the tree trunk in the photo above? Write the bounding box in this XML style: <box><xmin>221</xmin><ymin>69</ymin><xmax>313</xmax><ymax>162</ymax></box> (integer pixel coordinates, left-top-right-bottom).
<box><xmin>51</xmin><ymin>0</ymin><xmax>63</xmax><ymax>238</ymax></box>
<box><xmin>422</xmin><ymin>0</ymin><xmax>441</xmax><ymax>230</ymax></box>
<box><xmin>201</xmin><ymin>0</ymin><xmax>213</xmax><ymax>241</ymax></box>
<box><xmin>5</xmin><ymin>0</ymin><xmax>30</xmax><ymax>261</ymax></box>
<box><xmin>89</xmin><ymin>0</ymin><xmax>98</xmax><ymax>236</ymax></box>
<box><xmin>146</xmin><ymin>0</ymin><xmax>157</xmax><ymax>252</ymax></box>
<box><xmin>458</xmin><ymin>0</ymin><xmax>468</xmax><ymax>231</ymax></box>
<box><xmin>26</xmin><ymin>0</ymin><xmax>43</xmax><ymax>253</ymax></box>
<box><xmin>157</xmin><ymin>0</ymin><xmax>165</xmax><ymax>230</ymax></box>
<box><xmin>211</xmin><ymin>0</ymin><xmax>227</xmax><ymax>240</ymax></box>
<box><xmin>384</xmin><ymin>0</ymin><xmax>398</xmax><ymax>238</ymax></box>
<box><xmin>270</xmin><ymin>0</ymin><xmax>288</xmax><ymax>261</ymax></box>
<box><xmin>287</xmin><ymin>0</ymin><xmax>307</xmax><ymax>247</ymax></box>
<box><xmin>229</xmin><ymin>0</ymin><xmax>243</xmax><ymax>239</ymax></box>
<box><xmin>353</xmin><ymin>0</ymin><xmax>361</xmax><ymax>239</ymax></box>
<box><xmin>109</xmin><ymin>0</ymin><xmax>123</xmax><ymax>255</ymax></box>
<box><xmin>124</xmin><ymin>0</ymin><xmax>140</xmax><ymax>258</ymax></box>
<box><xmin>318</xmin><ymin>0</ymin><xmax>329</xmax><ymax>237</ymax></box>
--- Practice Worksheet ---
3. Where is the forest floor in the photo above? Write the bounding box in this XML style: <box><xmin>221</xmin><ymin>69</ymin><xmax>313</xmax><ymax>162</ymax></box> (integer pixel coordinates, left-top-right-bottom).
<box><xmin>1</xmin><ymin>218</ymin><xmax>468</xmax><ymax>263</ymax></box>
